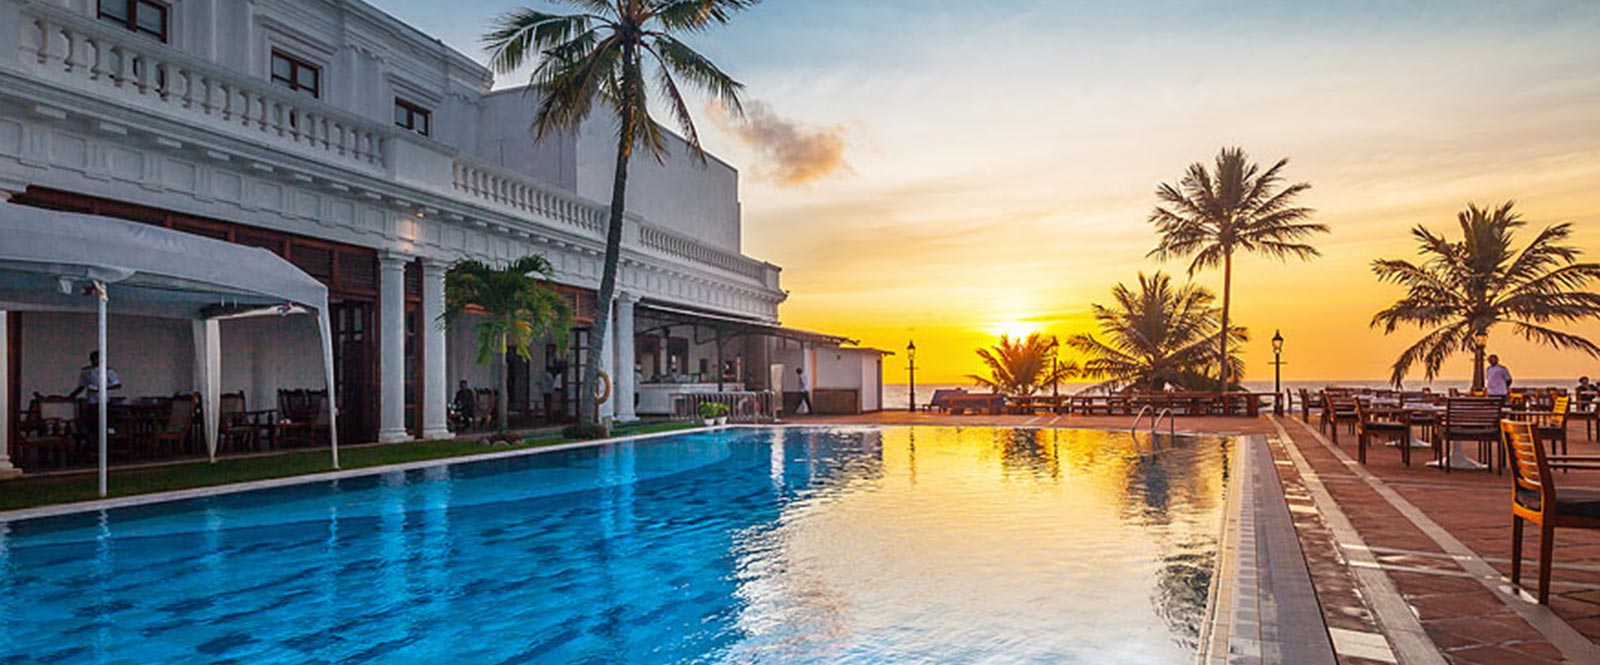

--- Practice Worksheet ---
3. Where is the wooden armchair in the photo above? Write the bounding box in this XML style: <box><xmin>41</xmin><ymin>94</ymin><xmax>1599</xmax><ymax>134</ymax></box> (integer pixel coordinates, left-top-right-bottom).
<box><xmin>20</xmin><ymin>395</ymin><xmax>81</xmax><ymax>470</ymax></box>
<box><xmin>1321</xmin><ymin>391</ymin><xmax>1359</xmax><ymax>443</ymax></box>
<box><xmin>1356</xmin><ymin>400</ymin><xmax>1416</xmax><ymax>466</ymax></box>
<box><xmin>151</xmin><ymin>393</ymin><xmax>199</xmax><ymax>458</ymax></box>
<box><xmin>1503</xmin><ymin>420</ymin><xmax>1600</xmax><ymax>604</ymax></box>
<box><xmin>277</xmin><ymin>391</ymin><xmax>330</xmax><ymax>448</ymax></box>
<box><xmin>1441</xmin><ymin>396</ymin><xmax>1503</xmax><ymax>473</ymax></box>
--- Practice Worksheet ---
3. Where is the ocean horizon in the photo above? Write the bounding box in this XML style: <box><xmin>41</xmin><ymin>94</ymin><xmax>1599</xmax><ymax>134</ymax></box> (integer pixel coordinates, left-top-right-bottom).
<box><xmin>880</xmin><ymin>378</ymin><xmax>1587</xmax><ymax>409</ymax></box>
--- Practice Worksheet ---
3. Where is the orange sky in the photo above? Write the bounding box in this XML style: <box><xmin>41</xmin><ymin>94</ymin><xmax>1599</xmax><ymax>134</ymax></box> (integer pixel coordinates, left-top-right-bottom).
<box><xmin>699</xmin><ymin>2</ymin><xmax>1600</xmax><ymax>385</ymax></box>
<box><xmin>376</xmin><ymin>1</ymin><xmax>1600</xmax><ymax>385</ymax></box>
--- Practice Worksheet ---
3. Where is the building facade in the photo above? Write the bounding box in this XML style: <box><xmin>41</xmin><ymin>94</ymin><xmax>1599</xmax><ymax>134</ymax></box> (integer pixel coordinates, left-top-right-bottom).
<box><xmin>0</xmin><ymin>0</ymin><xmax>881</xmax><ymax>467</ymax></box>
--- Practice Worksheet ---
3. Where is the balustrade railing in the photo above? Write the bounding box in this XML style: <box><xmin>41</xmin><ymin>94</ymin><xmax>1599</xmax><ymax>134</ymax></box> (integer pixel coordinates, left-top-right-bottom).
<box><xmin>673</xmin><ymin>391</ymin><xmax>776</xmax><ymax>423</ymax></box>
<box><xmin>449</xmin><ymin>159</ymin><xmax>605</xmax><ymax>234</ymax></box>
<box><xmin>17</xmin><ymin>4</ymin><xmax>389</xmax><ymax>169</ymax></box>
<box><xmin>639</xmin><ymin>224</ymin><xmax>769</xmax><ymax>282</ymax></box>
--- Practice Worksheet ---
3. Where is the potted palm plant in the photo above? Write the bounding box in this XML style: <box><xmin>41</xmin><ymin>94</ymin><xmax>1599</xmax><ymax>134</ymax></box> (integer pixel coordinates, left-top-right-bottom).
<box><xmin>699</xmin><ymin>402</ymin><xmax>729</xmax><ymax>427</ymax></box>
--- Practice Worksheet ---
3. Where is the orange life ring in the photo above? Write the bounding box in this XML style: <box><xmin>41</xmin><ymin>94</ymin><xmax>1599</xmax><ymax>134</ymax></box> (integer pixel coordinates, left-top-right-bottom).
<box><xmin>595</xmin><ymin>370</ymin><xmax>612</xmax><ymax>405</ymax></box>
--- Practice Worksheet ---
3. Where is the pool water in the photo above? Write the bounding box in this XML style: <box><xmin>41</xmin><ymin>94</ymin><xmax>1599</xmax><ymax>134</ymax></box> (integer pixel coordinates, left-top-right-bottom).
<box><xmin>0</xmin><ymin>426</ymin><xmax>1231</xmax><ymax>664</ymax></box>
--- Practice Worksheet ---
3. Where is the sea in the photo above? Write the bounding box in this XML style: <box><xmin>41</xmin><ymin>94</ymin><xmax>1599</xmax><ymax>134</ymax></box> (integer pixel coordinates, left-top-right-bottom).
<box><xmin>881</xmin><ymin>378</ymin><xmax>1584</xmax><ymax>410</ymax></box>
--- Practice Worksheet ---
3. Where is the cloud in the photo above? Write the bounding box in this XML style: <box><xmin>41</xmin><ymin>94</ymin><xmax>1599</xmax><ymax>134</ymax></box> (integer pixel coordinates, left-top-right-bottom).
<box><xmin>710</xmin><ymin>100</ymin><xmax>851</xmax><ymax>187</ymax></box>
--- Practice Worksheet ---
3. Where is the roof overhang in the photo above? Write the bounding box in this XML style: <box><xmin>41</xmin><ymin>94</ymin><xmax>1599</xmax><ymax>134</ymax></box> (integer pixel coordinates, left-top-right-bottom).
<box><xmin>637</xmin><ymin>301</ymin><xmax>856</xmax><ymax>347</ymax></box>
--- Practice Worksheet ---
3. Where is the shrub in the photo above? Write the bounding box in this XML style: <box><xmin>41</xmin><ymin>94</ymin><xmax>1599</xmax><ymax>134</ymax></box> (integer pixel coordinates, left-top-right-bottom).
<box><xmin>698</xmin><ymin>402</ymin><xmax>730</xmax><ymax>419</ymax></box>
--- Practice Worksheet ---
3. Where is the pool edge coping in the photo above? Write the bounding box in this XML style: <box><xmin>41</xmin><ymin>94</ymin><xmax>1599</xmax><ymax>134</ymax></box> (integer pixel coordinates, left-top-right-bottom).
<box><xmin>1200</xmin><ymin>433</ymin><xmax>1340</xmax><ymax>665</ymax></box>
<box><xmin>0</xmin><ymin>425</ymin><xmax>747</xmax><ymax>524</ymax></box>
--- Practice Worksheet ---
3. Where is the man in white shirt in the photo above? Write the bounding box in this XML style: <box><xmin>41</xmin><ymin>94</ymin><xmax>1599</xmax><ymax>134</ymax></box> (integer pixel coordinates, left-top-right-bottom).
<box><xmin>795</xmin><ymin>366</ymin><xmax>812</xmax><ymax>414</ymax></box>
<box><xmin>68</xmin><ymin>351</ymin><xmax>122</xmax><ymax>404</ymax></box>
<box><xmin>1485</xmin><ymin>354</ymin><xmax>1513</xmax><ymax>398</ymax></box>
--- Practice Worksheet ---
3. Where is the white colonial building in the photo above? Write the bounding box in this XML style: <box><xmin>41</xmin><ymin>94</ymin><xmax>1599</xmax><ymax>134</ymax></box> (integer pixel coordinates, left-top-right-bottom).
<box><xmin>0</xmin><ymin>0</ymin><xmax>883</xmax><ymax>471</ymax></box>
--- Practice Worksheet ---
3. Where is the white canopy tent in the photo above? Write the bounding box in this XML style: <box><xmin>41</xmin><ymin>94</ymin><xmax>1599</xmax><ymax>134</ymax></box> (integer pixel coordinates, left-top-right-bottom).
<box><xmin>0</xmin><ymin>203</ymin><xmax>340</xmax><ymax>496</ymax></box>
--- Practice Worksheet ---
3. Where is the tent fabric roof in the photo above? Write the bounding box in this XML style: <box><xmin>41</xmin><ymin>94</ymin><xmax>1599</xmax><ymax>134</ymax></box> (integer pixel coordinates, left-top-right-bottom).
<box><xmin>0</xmin><ymin>203</ymin><xmax>327</xmax><ymax>317</ymax></box>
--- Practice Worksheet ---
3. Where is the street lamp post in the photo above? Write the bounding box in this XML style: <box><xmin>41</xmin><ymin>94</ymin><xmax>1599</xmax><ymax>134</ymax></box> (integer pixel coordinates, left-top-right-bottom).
<box><xmin>907</xmin><ymin>340</ymin><xmax>917</xmax><ymax>413</ymax></box>
<box><xmin>1271</xmin><ymin>330</ymin><xmax>1285</xmax><ymax>416</ymax></box>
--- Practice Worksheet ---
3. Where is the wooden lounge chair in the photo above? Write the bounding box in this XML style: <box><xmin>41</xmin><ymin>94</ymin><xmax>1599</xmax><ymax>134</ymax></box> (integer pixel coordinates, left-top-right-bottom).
<box><xmin>1504</xmin><ymin>420</ymin><xmax>1600</xmax><ymax>604</ymax></box>
<box><xmin>277</xmin><ymin>390</ymin><xmax>330</xmax><ymax>448</ymax></box>
<box><xmin>945</xmin><ymin>393</ymin><xmax>1005</xmax><ymax>415</ymax></box>
<box><xmin>1440</xmin><ymin>396</ymin><xmax>1502</xmax><ymax>473</ymax></box>
<box><xmin>925</xmin><ymin>388</ymin><xmax>967</xmax><ymax>413</ymax></box>
<box><xmin>1356</xmin><ymin>400</ymin><xmax>1415</xmax><ymax>466</ymax></box>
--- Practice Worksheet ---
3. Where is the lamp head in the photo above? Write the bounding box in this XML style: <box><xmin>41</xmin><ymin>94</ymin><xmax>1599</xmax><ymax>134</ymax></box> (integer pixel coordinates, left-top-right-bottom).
<box><xmin>1271</xmin><ymin>329</ymin><xmax>1284</xmax><ymax>355</ymax></box>
<box><xmin>1474</xmin><ymin>327</ymin><xmax>1489</xmax><ymax>350</ymax></box>
<box><xmin>906</xmin><ymin>340</ymin><xmax>916</xmax><ymax>361</ymax></box>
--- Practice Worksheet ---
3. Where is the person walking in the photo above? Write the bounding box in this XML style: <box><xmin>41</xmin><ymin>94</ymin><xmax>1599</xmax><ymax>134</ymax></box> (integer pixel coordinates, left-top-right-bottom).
<box><xmin>795</xmin><ymin>366</ymin><xmax>812</xmax><ymax>415</ymax></box>
<box><xmin>1485</xmin><ymin>354</ymin><xmax>1514</xmax><ymax>399</ymax></box>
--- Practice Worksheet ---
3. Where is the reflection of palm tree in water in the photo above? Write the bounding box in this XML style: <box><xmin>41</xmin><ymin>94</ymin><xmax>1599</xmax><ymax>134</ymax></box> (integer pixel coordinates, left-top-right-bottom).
<box><xmin>1118</xmin><ymin>439</ymin><xmax>1230</xmax><ymax>650</ymax></box>
<box><xmin>993</xmin><ymin>428</ymin><xmax>1062</xmax><ymax>480</ymax></box>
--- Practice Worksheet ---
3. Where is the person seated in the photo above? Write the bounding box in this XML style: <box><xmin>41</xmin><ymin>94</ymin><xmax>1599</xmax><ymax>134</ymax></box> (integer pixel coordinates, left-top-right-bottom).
<box><xmin>67</xmin><ymin>351</ymin><xmax>122</xmax><ymax>404</ymax></box>
<box><xmin>1576</xmin><ymin>377</ymin><xmax>1598</xmax><ymax>411</ymax></box>
<box><xmin>451</xmin><ymin>380</ymin><xmax>477</xmax><ymax>430</ymax></box>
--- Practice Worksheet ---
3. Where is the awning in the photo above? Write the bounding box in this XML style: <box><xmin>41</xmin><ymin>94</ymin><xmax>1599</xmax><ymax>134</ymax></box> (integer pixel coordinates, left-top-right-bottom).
<box><xmin>0</xmin><ymin>203</ymin><xmax>341</xmax><ymax>495</ymax></box>
<box><xmin>638</xmin><ymin>301</ymin><xmax>856</xmax><ymax>346</ymax></box>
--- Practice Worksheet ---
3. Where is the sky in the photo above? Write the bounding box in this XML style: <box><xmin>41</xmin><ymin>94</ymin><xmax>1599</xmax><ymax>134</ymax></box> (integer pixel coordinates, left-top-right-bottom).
<box><xmin>371</xmin><ymin>0</ymin><xmax>1600</xmax><ymax>385</ymax></box>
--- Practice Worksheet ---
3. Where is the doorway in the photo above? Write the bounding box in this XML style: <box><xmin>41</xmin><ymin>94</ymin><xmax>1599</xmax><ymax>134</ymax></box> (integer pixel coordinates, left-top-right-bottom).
<box><xmin>331</xmin><ymin>301</ymin><xmax>377</xmax><ymax>443</ymax></box>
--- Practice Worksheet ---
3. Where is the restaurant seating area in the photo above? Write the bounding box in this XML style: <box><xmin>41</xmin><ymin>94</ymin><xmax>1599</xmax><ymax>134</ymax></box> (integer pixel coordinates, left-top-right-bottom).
<box><xmin>1300</xmin><ymin>386</ymin><xmax>1597</xmax><ymax>474</ymax></box>
<box><xmin>14</xmin><ymin>388</ymin><xmax>333</xmax><ymax>471</ymax></box>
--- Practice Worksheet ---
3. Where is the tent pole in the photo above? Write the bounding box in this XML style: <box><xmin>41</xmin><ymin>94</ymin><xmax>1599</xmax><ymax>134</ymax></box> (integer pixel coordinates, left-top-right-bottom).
<box><xmin>318</xmin><ymin>308</ymin><xmax>339</xmax><ymax>470</ymax></box>
<box><xmin>96</xmin><ymin>281</ymin><xmax>107</xmax><ymax>498</ymax></box>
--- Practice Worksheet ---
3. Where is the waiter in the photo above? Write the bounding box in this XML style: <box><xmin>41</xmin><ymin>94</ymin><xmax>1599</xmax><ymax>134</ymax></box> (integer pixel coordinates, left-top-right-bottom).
<box><xmin>68</xmin><ymin>350</ymin><xmax>122</xmax><ymax>403</ymax></box>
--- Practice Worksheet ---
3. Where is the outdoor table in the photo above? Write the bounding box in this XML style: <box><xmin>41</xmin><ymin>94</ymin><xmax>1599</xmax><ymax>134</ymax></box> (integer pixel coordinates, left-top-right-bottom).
<box><xmin>1415</xmin><ymin>402</ymin><xmax>1492</xmax><ymax>471</ymax></box>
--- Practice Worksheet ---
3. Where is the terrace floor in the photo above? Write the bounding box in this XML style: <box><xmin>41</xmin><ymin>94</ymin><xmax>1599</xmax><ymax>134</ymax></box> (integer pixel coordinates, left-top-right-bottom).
<box><xmin>796</xmin><ymin>410</ymin><xmax>1600</xmax><ymax>664</ymax></box>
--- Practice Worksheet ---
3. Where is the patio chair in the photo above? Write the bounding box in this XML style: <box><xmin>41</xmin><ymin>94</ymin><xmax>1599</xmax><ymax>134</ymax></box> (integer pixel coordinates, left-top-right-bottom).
<box><xmin>151</xmin><ymin>393</ymin><xmax>199</xmax><ymax>458</ymax></box>
<box><xmin>1298</xmin><ymin>388</ymin><xmax>1319</xmax><ymax>423</ymax></box>
<box><xmin>1321</xmin><ymin>391</ymin><xmax>1359</xmax><ymax>443</ymax></box>
<box><xmin>277</xmin><ymin>391</ymin><xmax>330</xmax><ymax>448</ymax></box>
<box><xmin>1440</xmin><ymin>396</ymin><xmax>1503</xmax><ymax>473</ymax></box>
<box><xmin>1503</xmin><ymin>419</ymin><xmax>1600</xmax><ymax>604</ymax></box>
<box><xmin>20</xmin><ymin>395</ymin><xmax>80</xmax><ymax>470</ymax></box>
<box><xmin>1356</xmin><ymin>400</ymin><xmax>1415</xmax><ymax>466</ymax></box>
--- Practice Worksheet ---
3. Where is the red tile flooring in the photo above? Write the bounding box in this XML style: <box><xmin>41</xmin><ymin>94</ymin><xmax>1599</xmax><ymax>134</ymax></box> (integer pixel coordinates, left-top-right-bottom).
<box><xmin>1275</xmin><ymin>415</ymin><xmax>1600</xmax><ymax>664</ymax></box>
<box><xmin>802</xmin><ymin>411</ymin><xmax>1600</xmax><ymax>663</ymax></box>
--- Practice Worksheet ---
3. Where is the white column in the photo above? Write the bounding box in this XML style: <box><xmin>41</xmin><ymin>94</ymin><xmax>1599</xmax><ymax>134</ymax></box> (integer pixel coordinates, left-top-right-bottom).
<box><xmin>599</xmin><ymin>299</ymin><xmax>617</xmax><ymax>420</ymax></box>
<box><xmin>377</xmin><ymin>252</ymin><xmax>410</xmax><ymax>443</ymax></box>
<box><xmin>0</xmin><ymin>310</ymin><xmax>19</xmax><ymax>479</ymax></box>
<box><xmin>420</xmin><ymin>259</ymin><xmax>451</xmax><ymax>439</ymax></box>
<box><xmin>615</xmin><ymin>294</ymin><xmax>638</xmax><ymax>422</ymax></box>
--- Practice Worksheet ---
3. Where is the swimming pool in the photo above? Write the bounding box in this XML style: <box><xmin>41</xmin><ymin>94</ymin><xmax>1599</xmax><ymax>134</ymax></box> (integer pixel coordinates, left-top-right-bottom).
<box><xmin>0</xmin><ymin>426</ymin><xmax>1231</xmax><ymax>664</ymax></box>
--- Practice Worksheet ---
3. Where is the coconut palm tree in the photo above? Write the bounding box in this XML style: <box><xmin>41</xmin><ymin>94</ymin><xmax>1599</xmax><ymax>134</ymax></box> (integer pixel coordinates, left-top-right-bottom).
<box><xmin>1148</xmin><ymin>147</ymin><xmax>1324</xmax><ymax>392</ymax></box>
<box><xmin>967</xmin><ymin>333</ymin><xmax>1079</xmax><ymax>398</ymax></box>
<box><xmin>442</xmin><ymin>256</ymin><xmax>572</xmax><ymax>441</ymax></box>
<box><xmin>1069</xmin><ymin>272</ymin><xmax>1247</xmax><ymax>392</ymax></box>
<box><xmin>482</xmin><ymin>1</ymin><xmax>756</xmax><ymax>427</ymax></box>
<box><xmin>1372</xmin><ymin>201</ymin><xmax>1600</xmax><ymax>389</ymax></box>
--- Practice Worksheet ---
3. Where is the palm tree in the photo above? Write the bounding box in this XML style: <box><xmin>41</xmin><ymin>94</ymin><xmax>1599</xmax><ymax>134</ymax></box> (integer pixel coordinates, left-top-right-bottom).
<box><xmin>967</xmin><ymin>333</ymin><xmax>1079</xmax><ymax>397</ymax></box>
<box><xmin>482</xmin><ymin>1</ymin><xmax>755</xmax><ymax>426</ymax></box>
<box><xmin>1148</xmin><ymin>147</ymin><xmax>1325</xmax><ymax>392</ymax></box>
<box><xmin>1069</xmin><ymin>272</ymin><xmax>1247</xmax><ymax>392</ymax></box>
<box><xmin>442</xmin><ymin>256</ymin><xmax>573</xmax><ymax>441</ymax></box>
<box><xmin>1372</xmin><ymin>201</ymin><xmax>1600</xmax><ymax>389</ymax></box>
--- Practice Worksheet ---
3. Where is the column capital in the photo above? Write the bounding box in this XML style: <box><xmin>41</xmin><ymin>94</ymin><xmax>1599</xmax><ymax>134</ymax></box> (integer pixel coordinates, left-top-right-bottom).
<box><xmin>419</xmin><ymin>256</ymin><xmax>452</xmax><ymax>275</ymax></box>
<box><xmin>617</xmin><ymin>292</ymin><xmax>641</xmax><ymax>305</ymax></box>
<box><xmin>377</xmin><ymin>249</ymin><xmax>413</xmax><ymax>268</ymax></box>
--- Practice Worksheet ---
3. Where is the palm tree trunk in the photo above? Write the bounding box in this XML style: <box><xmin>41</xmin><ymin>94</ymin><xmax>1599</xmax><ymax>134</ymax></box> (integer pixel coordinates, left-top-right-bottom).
<box><xmin>579</xmin><ymin>53</ymin><xmax>639</xmax><ymax>428</ymax></box>
<box><xmin>498</xmin><ymin>333</ymin><xmax>509</xmax><ymax>435</ymax></box>
<box><xmin>1218</xmin><ymin>251</ymin><xmax>1233</xmax><ymax>394</ymax></box>
<box><xmin>1472</xmin><ymin>345</ymin><xmax>1486</xmax><ymax>393</ymax></box>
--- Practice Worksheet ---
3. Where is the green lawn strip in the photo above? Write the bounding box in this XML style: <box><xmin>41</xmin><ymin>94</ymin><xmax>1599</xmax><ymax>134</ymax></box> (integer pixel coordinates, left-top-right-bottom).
<box><xmin>0</xmin><ymin>421</ymin><xmax>701</xmax><ymax>513</ymax></box>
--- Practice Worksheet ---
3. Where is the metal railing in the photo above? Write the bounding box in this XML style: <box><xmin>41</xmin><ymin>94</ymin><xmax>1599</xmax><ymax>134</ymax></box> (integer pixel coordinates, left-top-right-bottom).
<box><xmin>672</xmin><ymin>390</ymin><xmax>777</xmax><ymax>423</ymax></box>
<box><xmin>1152</xmin><ymin>408</ymin><xmax>1175</xmax><ymax>438</ymax></box>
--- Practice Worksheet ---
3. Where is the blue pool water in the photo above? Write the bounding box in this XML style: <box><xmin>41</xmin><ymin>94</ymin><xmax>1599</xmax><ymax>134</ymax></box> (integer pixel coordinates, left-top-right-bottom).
<box><xmin>0</xmin><ymin>427</ymin><xmax>1231</xmax><ymax>664</ymax></box>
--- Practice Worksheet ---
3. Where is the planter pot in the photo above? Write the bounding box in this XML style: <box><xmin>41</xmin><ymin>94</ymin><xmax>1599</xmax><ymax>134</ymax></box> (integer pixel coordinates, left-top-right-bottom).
<box><xmin>703</xmin><ymin>418</ymin><xmax>717</xmax><ymax>427</ymax></box>
<box><xmin>716</xmin><ymin>416</ymin><xmax>729</xmax><ymax>426</ymax></box>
